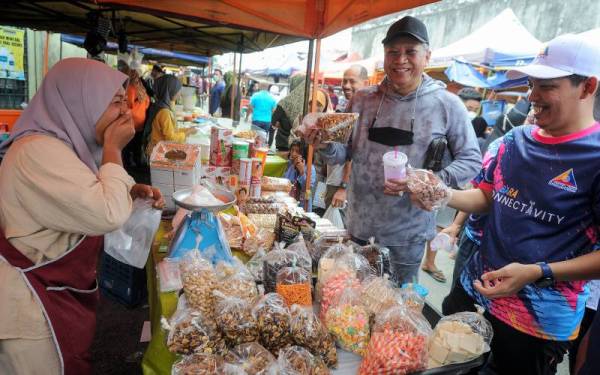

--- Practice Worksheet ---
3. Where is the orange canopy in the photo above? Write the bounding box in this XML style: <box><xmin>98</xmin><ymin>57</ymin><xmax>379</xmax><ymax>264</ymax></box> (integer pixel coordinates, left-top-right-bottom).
<box><xmin>100</xmin><ymin>0</ymin><xmax>438</xmax><ymax>39</ymax></box>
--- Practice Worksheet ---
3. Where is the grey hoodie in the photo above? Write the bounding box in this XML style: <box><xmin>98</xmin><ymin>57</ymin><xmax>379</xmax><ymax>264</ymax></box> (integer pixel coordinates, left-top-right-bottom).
<box><xmin>321</xmin><ymin>75</ymin><xmax>481</xmax><ymax>246</ymax></box>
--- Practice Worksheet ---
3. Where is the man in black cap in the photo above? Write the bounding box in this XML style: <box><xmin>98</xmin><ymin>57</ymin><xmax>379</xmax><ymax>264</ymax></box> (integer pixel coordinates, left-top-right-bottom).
<box><xmin>305</xmin><ymin>16</ymin><xmax>481</xmax><ymax>286</ymax></box>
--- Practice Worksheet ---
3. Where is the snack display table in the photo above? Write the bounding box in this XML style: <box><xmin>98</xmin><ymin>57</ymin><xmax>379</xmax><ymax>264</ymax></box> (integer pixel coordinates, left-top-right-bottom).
<box><xmin>142</xmin><ymin>221</ymin><xmax>485</xmax><ymax>375</ymax></box>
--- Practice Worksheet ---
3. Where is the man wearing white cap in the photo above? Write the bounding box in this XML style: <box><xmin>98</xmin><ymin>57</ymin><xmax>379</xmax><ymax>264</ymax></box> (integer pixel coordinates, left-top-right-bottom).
<box><xmin>435</xmin><ymin>33</ymin><xmax>600</xmax><ymax>374</ymax></box>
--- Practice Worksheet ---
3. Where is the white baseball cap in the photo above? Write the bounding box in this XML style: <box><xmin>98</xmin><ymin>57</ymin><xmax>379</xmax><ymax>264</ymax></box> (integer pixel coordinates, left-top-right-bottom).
<box><xmin>507</xmin><ymin>34</ymin><xmax>600</xmax><ymax>80</ymax></box>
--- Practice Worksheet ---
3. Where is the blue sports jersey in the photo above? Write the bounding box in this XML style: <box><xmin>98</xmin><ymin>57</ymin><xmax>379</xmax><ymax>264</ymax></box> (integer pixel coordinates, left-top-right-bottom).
<box><xmin>463</xmin><ymin>139</ymin><xmax>502</xmax><ymax>245</ymax></box>
<box><xmin>461</xmin><ymin>124</ymin><xmax>600</xmax><ymax>340</ymax></box>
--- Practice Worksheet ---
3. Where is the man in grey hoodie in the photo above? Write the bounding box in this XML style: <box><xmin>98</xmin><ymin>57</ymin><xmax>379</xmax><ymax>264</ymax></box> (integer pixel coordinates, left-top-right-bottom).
<box><xmin>306</xmin><ymin>16</ymin><xmax>481</xmax><ymax>286</ymax></box>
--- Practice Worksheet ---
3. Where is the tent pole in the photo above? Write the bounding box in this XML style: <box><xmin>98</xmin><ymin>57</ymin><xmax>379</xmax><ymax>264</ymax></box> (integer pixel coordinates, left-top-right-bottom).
<box><xmin>236</xmin><ymin>36</ymin><xmax>244</xmax><ymax>122</ymax></box>
<box><xmin>304</xmin><ymin>37</ymin><xmax>321</xmax><ymax>211</ymax></box>
<box><xmin>230</xmin><ymin>52</ymin><xmax>237</xmax><ymax>119</ymax></box>
<box><xmin>302</xmin><ymin>39</ymin><xmax>314</xmax><ymax>117</ymax></box>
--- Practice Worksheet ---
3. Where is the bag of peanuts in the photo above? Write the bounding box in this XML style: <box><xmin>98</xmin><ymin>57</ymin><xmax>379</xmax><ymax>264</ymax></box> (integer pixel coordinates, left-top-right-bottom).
<box><xmin>276</xmin><ymin>262</ymin><xmax>312</xmax><ymax>307</ymax></box>
<box><xmin>290</xmin><ymin>304</ymin><xmax>337</xmax><ymax>368</ymax></box>
<box><xmin>360</xmin><ymin>275</ymin><xmax>398</xmax><ymax>318</ymax></box>
<box><xmin>299</xmin><ymin>112</ymin><xmax>359</xmax><ymax>144</ymax></box>
<box><xmin>213</xmin><ymin>291</ymin><xmax>259</xmax><ymax>347</ymax></box>
<box><xmin>251</xmin><ymin>293</ymin><xmax>293</xmax><ymax>354</ymax></box>
<box><xmin>164</xmin><ymin>307</ymin><xmax>227</xmax><ymax>356</ymax></box>
<box><xmin>224</xmin><ymin>342</ymin><xmax>276</xmax><ymax>375</ymax></box>
<box><xmin>428</xmin><ymin>306</ymin><xmax>492</xmax><ymax>368</ymax></box>
<box><xmin>325</xmin><ymin>279</ymin><xmax>370</xmax><ymax>356</ymax></box>
<box><xmin>172</xmin><ymin>353</ymin><xmax>227</xmax><ymax>375</ymax></box>
<box><xmin>406</xmin><ymin>168</ymin><xmax>453</xmax><ymax>211</ymax></box>
<box><xmin>214</xmin><ymin>259</ymin><xmax>259</xmax><ymax>303</ymax></box>
<box><xmin>271</xmin><ymin>346</ymin><xmax>330</xmax><ymax>375</ymax></box>
<box><xmin>359</xmin><ymin>305</ymin><xmax>432</xmax><ymax>374</ymax></box>
<box><xmin>179</xmin><ymin>250</ymin><xmax>217</xmax><ymax>318</ymax></box>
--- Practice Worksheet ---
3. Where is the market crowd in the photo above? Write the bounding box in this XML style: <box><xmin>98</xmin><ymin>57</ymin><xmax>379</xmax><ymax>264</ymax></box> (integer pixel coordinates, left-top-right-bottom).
<box><xmin>0</xmin><ymin>10</ymin><xmax>600</xmax><ymax>375</ymax></box>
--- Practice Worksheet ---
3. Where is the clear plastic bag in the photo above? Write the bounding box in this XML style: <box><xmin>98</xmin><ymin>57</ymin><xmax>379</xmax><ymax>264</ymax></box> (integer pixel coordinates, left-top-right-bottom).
<box><xmin>325</xmin><ymin>279</ymin><xmax>370</xmax><ymax>356</ymax></box>
<box><xmin>299</xmin><ymin>112</ymin><xmax>359</xmax><ymax>144</ymax></box>
<box><xmin>261</xmin><ymin>176</ymin><xmax>293</xmax><ymax>193</ymax></box>
<box><xmin>322</xmin><ymin>206</ymin><xmax>344</xmax><ymax>230</ymax></box>
<box><xmin>290</xmin><ymin>305</ymin><xmax>337</xmax><ymax>368</ymax></box>
<box><xmin>224</xmin><ymin>342</ymin><xmax>276</xmax><ymax>375</ymax></box>
<box><xmin>263</xmin><ymin>242</ymin><xmax>311</xmax><ymax>294</ymax></box>
<box><xmin>179</xmin><ymin>250</ymin><xmax>217</xmax><ymax>318</ymax></box>
<box><xmin>360</xmin><ymin>275</ymin><xmax>398</xmax><ymax>317</ymax></box>
<box><xmin>213</xmin><ymin>291</ymin><xmax>259</xmax><ymax>347</ymax></box>
<box><xmin>157</xmin><ymin>257</ymin><xmax>183</xmax><ymax>292</ymax></box>
<box><xmin>274</xmin><ymin>346</ymin><xmax>330</xmax><ymax>375</ymax></box>
<box><xmin>104</xmin><ymin>198</ymin><xmax>162</xmax><ymax>268</ymax></box>
<box><xmin>276</xmin><ymin>263</ymin><xmax>312</xmax><ymax>307</ymax></box>
<box><xmin>243</xmin><ymin>227</ymin><xmax>276</xmax><ymax>256</ymax></box>
<box><xmin>164</xmin><ymin>307</ymin><xmax>226</xmax><ymax>355</ymax></box>
<box><xmin>356</xmin><ymin>237</ymin><xmax>391</xmax><ymax>277</ymax></box>
<box><xmin>251</xmin><ymin>293</ymin><xmax>293</xmax><ymax>354</ymax></box>
<box><xmin>406</xmin><ymin>168</ymin><xmax>453</xmax><ymax>211</ymax></box>
<box><xmin>315</xmin><ymin>240</ymin><xmax>352</xmax><ymax>300</ymax></box>
<box><xmin>398</xmin><ymin>284</ymin><xmax>426</xmax><ymax>313</ymax></box>
<box><xmin>247</xmin><ymin>214</ymin><xmax>278</xmax><ymax>229</ymax></box>
<box><xmin>172</xmin><ymin>353</ymin><xmax>226</xmax><ymax>375</ymax></box>
<box><xmin>359</xmin><ymin>305</ymin><xmax>432</xmax><ymax>374</ymax></box>
<box><xmin>214</xmin><ymin>259</ymin><xmax>259</xmax><ymax>303</ymax></box>
<box><xmin>428</xmin><ymin>306</ymin><xmax>493</xmax><ymax>367</ymax></box>
<box><xmin>247</xmin><ymin>247</ymin><xmax>267</xmax><ymax>282</ymax></box>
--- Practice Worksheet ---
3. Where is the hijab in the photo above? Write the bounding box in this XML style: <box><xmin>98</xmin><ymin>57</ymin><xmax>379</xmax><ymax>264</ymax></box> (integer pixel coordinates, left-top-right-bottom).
<box><xmin>278</xmin><ymin>74</ymin><xmax>307</xmax><ymax>123</ymax></box>
<box><xmin>0</xmin><ymin>57</ymin><xmax>127</xmax><ymax>173</ymax></box>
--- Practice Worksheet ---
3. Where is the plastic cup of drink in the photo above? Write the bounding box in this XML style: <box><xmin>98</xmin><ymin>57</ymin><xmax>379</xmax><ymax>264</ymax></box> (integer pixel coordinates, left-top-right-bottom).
<box><xmin>383</xmin><ymin>151</ymin><xmax>408</xmax><ymax>181</ymax></box>
<box><xmin>430</xmin><ymin>232</ymin><xmax>455</xmax><ymax>253</ymax></box>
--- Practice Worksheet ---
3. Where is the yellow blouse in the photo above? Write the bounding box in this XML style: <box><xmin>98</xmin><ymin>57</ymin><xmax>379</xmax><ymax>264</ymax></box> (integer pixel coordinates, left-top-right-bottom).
<box><xmin>147</xmin><ymin>108</ymin><xmax>186</xmax><ymax>156</ymax></box>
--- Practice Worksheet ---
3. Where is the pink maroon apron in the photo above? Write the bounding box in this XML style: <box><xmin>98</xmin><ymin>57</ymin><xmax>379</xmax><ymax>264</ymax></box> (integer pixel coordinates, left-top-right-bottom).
<box><xmin>0</xmin><ymin>232</ymin><xmax>103</xmax><ymax>375</ymax></box>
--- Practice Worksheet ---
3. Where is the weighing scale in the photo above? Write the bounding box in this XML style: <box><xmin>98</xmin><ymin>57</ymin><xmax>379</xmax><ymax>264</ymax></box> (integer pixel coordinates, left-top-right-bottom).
<box><xmin>167</xmin><ymin>186</ymin><xmax>236</xmax><ymax>264</ymax></box>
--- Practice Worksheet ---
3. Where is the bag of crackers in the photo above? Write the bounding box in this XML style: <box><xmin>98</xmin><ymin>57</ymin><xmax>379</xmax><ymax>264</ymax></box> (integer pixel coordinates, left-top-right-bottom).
<box><xmin>213</xmin><ymin>291</ymin><xmax>259</xmax><ymax>347</ymax></box>
<box><xmin>172</xmin><ymin>353</ymin><xmax>227</xmax><ymax>375</ymax></box>
<box><xmin>251</xmin><ymin>293</ymin><xmax>293</xmax><ymax>355</ymax></box>
<box><xmin>270</xmin><ymin>346</ymin><xmax>330</xmax><ymax>375</ymax></box>
<box><xmin>276</xmin><ymin>262</ymin><xmax>312</xmax><ymax>307</ymax></box>
<box><xmin>428</xmin><ymin>306</ymin><xmax>493</xmax><ymax>368</ymax></box>
<box><xmin>224</xmin><ymin>342</ymin><xmax>276</xmax><ymax>375</ymax></box>
<box><xmin>163</xmin><ymin>307</ymin><xmax>227</xmax><ymax>356</ymax></box>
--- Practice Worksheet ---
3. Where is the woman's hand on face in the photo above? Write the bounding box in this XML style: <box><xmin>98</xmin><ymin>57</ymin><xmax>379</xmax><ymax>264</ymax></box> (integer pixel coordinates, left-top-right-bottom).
<box><xmin>294</xmin><ymin>157</ymin><xmax>305</xmax><ymax>175</ymax></box>
<box><xmin>103</xmin><ymin>111</ymin><xmax>135</xmax><ymax>152</ymax></box>
<box><xmin>130</xmin><ymin>184</ymin><xmax>165</xmax><ymax>209</ymax></box>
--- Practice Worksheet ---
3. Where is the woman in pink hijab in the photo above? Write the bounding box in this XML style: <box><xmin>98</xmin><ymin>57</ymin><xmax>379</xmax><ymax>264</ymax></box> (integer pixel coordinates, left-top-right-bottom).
<box><xmin>0</xmin><ymin>58</ymin><xmax>163</xmax><ymax>375</ymax></box>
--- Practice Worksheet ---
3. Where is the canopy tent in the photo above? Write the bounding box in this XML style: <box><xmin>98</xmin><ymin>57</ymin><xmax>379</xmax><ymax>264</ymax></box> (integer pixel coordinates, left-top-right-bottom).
<box><xmin>320</xmin><ymin>55</ymin><xmax>382</xmax><ymax>80</ymax></box>
<box><xmin>60</xmin><ymin>34</ymin><xmax>209</xmax><ymax>66</ymax></box>
<box><xmin>99</xmin><ymin>0</ymin><xmax>438</xmax><ymax>39</ymax></box>
<box><xmin>443</xmin><ymin>59</ymin><xmax>528</xmax><ymax>90</ymax></box>
<box><xmin>579</xmin><ymin>28</ymin><xmax>600</xmax><ymax>41</ymax></box>
<box><xmin>430</xmin><ymin>8</ymin><xmax>542</xmax><ymax>68</ymax></box>
<box><xmin>0</xmin><ymin>0</ymin><xmax>305</xmax><ymax>55</ymax></box>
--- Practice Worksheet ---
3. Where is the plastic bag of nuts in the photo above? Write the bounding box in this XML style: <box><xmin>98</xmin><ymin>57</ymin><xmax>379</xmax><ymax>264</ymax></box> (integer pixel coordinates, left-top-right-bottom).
<box><xmin>274</xmin><ymin>345</ymin><xmax>331</xmax><ymax>375</ymax></box>
<box><xmin>172</xmin><ymin>353</ymin><xmax>226</xmax><ymax>375</ymax></box>
<box><xmin>179</xmin><ymin>250</ymin><xmax>217</xmax><ymax>318</ymax></box>
<box><xmin>224</xmin><ymin>342</ymin><xmax>276</xmax><ymax>375</ymax></box>
<box><xmin>164</xmin><ymin>308</ymin><xmax>227</xmax><ymax>355</ymax></box>
<box><xmin>290</xmin><ymin>304</ymin><xmax>337</xmax><ymax>368</ymax></box>
<box><xmin>359</xmin><ymin>305</ymin><xmax>432</xmax><ymax>374</ymax></box>
<box><xmin>300</xmin><ymin>112</ymin><xmax>359</xmax><ymax>144</ymax></box>
<box><xmin>251</xmin><ymin>293</ymin><xmax>293</xmax><ymax>354</ymax></box>
<box><xmin>214</xmin><ymin>259</ymin><xmax>259</xmax><ymax>303</ymax></box>
<box><xmin>247</xmin><ymin>247</ymin><xmax>267</xmax><ymax>282</ymax></box>
<box><xmin>213</xmin><ymin>291</ymin><xmax>259</xmax><ymax>347</ymax></box>
<box><xmin>406</xmin><ymin>168</ymin><xmax>453</xmax><ymax>211</ymax></box>
<box><xmin>276</xmin><ymin>263</ymin><xmax>312</xmax><ymax>307</ymax></box>
<box><xmin>263</xmin><ymin>243</ymin><xmax>311</xmax><ymax>294</ymax></box>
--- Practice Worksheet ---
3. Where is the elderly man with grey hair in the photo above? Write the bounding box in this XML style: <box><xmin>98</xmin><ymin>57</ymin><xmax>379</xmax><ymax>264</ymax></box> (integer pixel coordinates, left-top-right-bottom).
<box><xmin>305</xmin><ymin>16</ymin><xmax>481</xmax><ymax>286</ymax></box>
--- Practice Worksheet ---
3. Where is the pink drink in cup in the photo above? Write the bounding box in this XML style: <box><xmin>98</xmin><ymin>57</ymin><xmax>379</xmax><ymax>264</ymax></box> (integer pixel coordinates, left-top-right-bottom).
<box><xmin>383</xmin><ymin>151</ymin><xmax>408</xmax><ymax>181</ymax></box>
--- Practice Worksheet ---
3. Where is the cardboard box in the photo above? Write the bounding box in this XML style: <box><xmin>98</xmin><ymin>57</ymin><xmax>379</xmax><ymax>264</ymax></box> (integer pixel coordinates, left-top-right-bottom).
<box><xmin>174</xmin><ymin>169</ymin><xmax>197</xmax><ymax>186</ymax></box>
<box><xmin>150</xmin><ymin>168</ymin><xmax>174</xmax><ymax>186</ymax></box>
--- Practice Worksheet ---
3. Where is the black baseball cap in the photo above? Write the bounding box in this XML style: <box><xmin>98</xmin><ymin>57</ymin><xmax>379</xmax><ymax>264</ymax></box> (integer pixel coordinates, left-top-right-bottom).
<box><xmin>382</xmin><ymin>16</ymin><xmax>429</xmax><ymax>45</ymax></box>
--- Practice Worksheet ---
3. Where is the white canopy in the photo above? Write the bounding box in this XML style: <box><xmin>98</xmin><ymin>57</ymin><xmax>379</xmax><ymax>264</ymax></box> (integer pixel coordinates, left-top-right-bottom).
<box><xmin>430</xmin><ymin>8</ymin><xmax>542</xmax><ymax>67</ymax></box>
